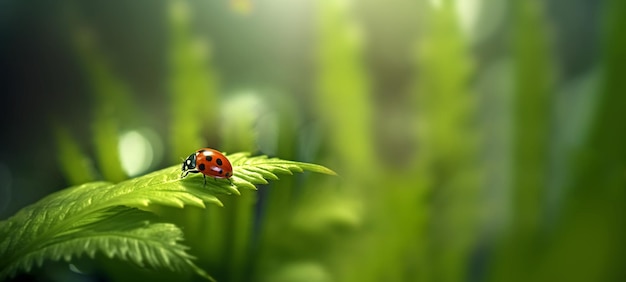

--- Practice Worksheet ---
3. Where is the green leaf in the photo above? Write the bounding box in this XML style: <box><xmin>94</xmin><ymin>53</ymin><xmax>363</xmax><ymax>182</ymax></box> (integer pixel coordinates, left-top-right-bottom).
<box><xmin>0</xmin><ymin>182</ymin><xmax>216</xmax><ymax>281</ymax></box>
<box><xmin>1</xmin><ymin>207</ymin><xmax>212</xmax><ymax>280</ymax></box>
<box><xmin>229</xmin><ymin>154</ymin><xmax>337</xmax><ymax>190</ymax></box>
<box><xmin>0</xmin><ymin>152</ymin><xmax>335</xmax><ymax>280</ymax></box>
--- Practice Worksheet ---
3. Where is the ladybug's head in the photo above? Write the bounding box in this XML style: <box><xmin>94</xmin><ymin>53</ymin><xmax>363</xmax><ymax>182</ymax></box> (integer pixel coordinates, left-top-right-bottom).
<box><xmin>180</xmin><ymin>153</ymin><xmax>197</xmax><ymax>178</ymax></box>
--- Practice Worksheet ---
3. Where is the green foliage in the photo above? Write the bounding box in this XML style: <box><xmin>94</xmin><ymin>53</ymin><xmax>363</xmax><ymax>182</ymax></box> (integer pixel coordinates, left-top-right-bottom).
<box><xmin>489</xmin><ymin>1</ymin><xmax>554</xmax><ymax>281</ymax></box>
<box><xmin>0</xmin><ymin>153</ymin><xmax>335</xmax><ymax>281</ymax></box>
<box><xmin>510</xmin><ymin>0</ymin><xmax>553</xmax><ymax>234</ymax></box>
<box><xmin>310</xmin><ymin>1</ymin><xmax>374</xmax><ymax>281</ymax></box>
<box><xmin>168</xmin><ymin>0</ymin><xmax>219</xmax><ymax>161</ymax></box>
<box><xmin>315</xmin><ymin>0</ymin><xmax>372</xmax><ymax>168</ymax></box>
<box><xmin>410</xmin><ymin>2</ymin><xmax>481</xmax><ymax>282</ymax></box>
<box><xmin>517</xmin><ymin>0</ymin><xmax>626</xmax><ymax>281</ymax></box>
<box><xmin>73</xmin><ymin>28</ymin><xmax>136</xmax><ymax>183</ymax></box>
<box><xmin>53</xmin><ymin>124</ymin><xmax>97</xmax><ymax>185</ymax></box>
<box><xmin>6</xmin><ymin>0</ymin><xmax>622</xmax><ymax>281</ymax></box>
<box><xmin>0</xmin><ymin>206</ymin><xmax>209</xmax><ymax>280</ymax></box>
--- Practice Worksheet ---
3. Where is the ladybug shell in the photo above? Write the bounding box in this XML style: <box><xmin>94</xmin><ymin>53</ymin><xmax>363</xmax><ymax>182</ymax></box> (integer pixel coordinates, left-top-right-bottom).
<box><xmin>194</xmin><ymin>148</ymin><xmax>233</xmax><ymax>179</ymax></box>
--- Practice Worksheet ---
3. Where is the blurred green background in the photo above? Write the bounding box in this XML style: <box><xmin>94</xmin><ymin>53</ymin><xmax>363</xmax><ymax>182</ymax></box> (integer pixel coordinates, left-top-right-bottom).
<box><xmin>1</xmin><ymin>0</ymin><xmax>624</xmax><ymax>281</ymax></box>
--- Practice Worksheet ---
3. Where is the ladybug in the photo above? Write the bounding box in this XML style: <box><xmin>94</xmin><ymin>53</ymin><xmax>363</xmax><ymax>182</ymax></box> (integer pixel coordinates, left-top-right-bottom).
<box><xmin>181</xmin><ymin>148</ymin><xmax>233</xmax><ymax>185</ymax></box>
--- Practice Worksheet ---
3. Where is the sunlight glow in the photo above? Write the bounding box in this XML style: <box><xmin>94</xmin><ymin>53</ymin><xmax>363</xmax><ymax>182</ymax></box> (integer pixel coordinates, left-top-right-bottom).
<box><xmin>455</xmin><ymin>0</ymin><xmax>482</xmax><ymax>38</ymax></box>
<box><xmin>429</xmin><ymin>0</ymin><xmax>442</xmax><ymax>9</ymax></box>
<box><xmin>119</xmin><ymin>129</ymin><xmax>162</xmax><ymax>177</ymax></box>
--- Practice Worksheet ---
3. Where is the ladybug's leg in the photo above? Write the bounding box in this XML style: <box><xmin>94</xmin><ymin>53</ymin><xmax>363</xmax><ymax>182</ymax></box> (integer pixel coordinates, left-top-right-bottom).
<box><xmin>203</xmin><ymin>175</ymin><xmax>207</xmax><ymax>186</ymax></box>
<box><xmin>228</xmin><ymin>178</ymin><xmax>233</xmax><ymax>185</ymax></box>
<box><xmin>181</xmin><ymin>170</ymin><xmax>198</xmax><ymax>179</ymax></box>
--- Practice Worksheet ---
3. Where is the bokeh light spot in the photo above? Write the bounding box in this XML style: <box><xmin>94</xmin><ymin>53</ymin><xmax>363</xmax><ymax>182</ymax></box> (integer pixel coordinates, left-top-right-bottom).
<box><xmin>118</xmin><ymin>129</ymin><xmax>162</xmax><ymax>177</ymax></box>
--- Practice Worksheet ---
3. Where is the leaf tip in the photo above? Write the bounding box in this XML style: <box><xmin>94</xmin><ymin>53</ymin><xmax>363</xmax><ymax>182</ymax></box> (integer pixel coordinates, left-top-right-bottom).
<box><xmin>231</xmin><ymin>187</ymin><xmax>242</xmax><ymax>195</ymax></box>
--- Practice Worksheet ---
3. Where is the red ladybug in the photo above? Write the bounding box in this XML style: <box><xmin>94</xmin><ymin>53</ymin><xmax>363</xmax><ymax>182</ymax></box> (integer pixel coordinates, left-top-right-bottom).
<box><xmin>181</xmin><ymin>148</ymin><xmax>233</xmax><ymax>185</ymax></box>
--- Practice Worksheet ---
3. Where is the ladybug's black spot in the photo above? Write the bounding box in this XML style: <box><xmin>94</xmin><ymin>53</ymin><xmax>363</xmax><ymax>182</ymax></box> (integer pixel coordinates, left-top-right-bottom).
<box><xmin>206</xmin><ymin>156</ymin><xmax>212</xmax><ymax>162</ymax></box>
<box><xmin>216</xmin><ymin>158</ymin><xmax>223</xmax><ymax>166</ymax></box>
<box><xmin>225</xmin><ymin>172</ymin><xmax>230</xmax><ymax>177</ymax></box>
<box><xmin>218</xmin><ymin>169</ymin><xmax>223</xmax><ymax>175</ymax></box>
<box><xmin>198</xmin><ymin>164</ymin><xmax>206</xmax><ymax>171</ymax></box>
<box><xmin>198</xmin><ymin>149</ymin><xmax>206</xmax><ymax>153</ymax></box>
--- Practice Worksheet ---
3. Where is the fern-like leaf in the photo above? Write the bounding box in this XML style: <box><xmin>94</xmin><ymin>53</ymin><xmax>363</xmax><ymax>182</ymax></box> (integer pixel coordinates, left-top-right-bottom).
<box><xmin>0</xmin><ymin>152</ymin><xmax>335</xmax><ymax>280</ymax></box>
<box><xmin>1</xmin><ymin>207</ymin><xmax>212</xmax><ymax>280</ymax></box>
<box><xmin>227</xmin><ymin>152</ymin><xmax>337</xmax><ymax>190</ymax></box>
